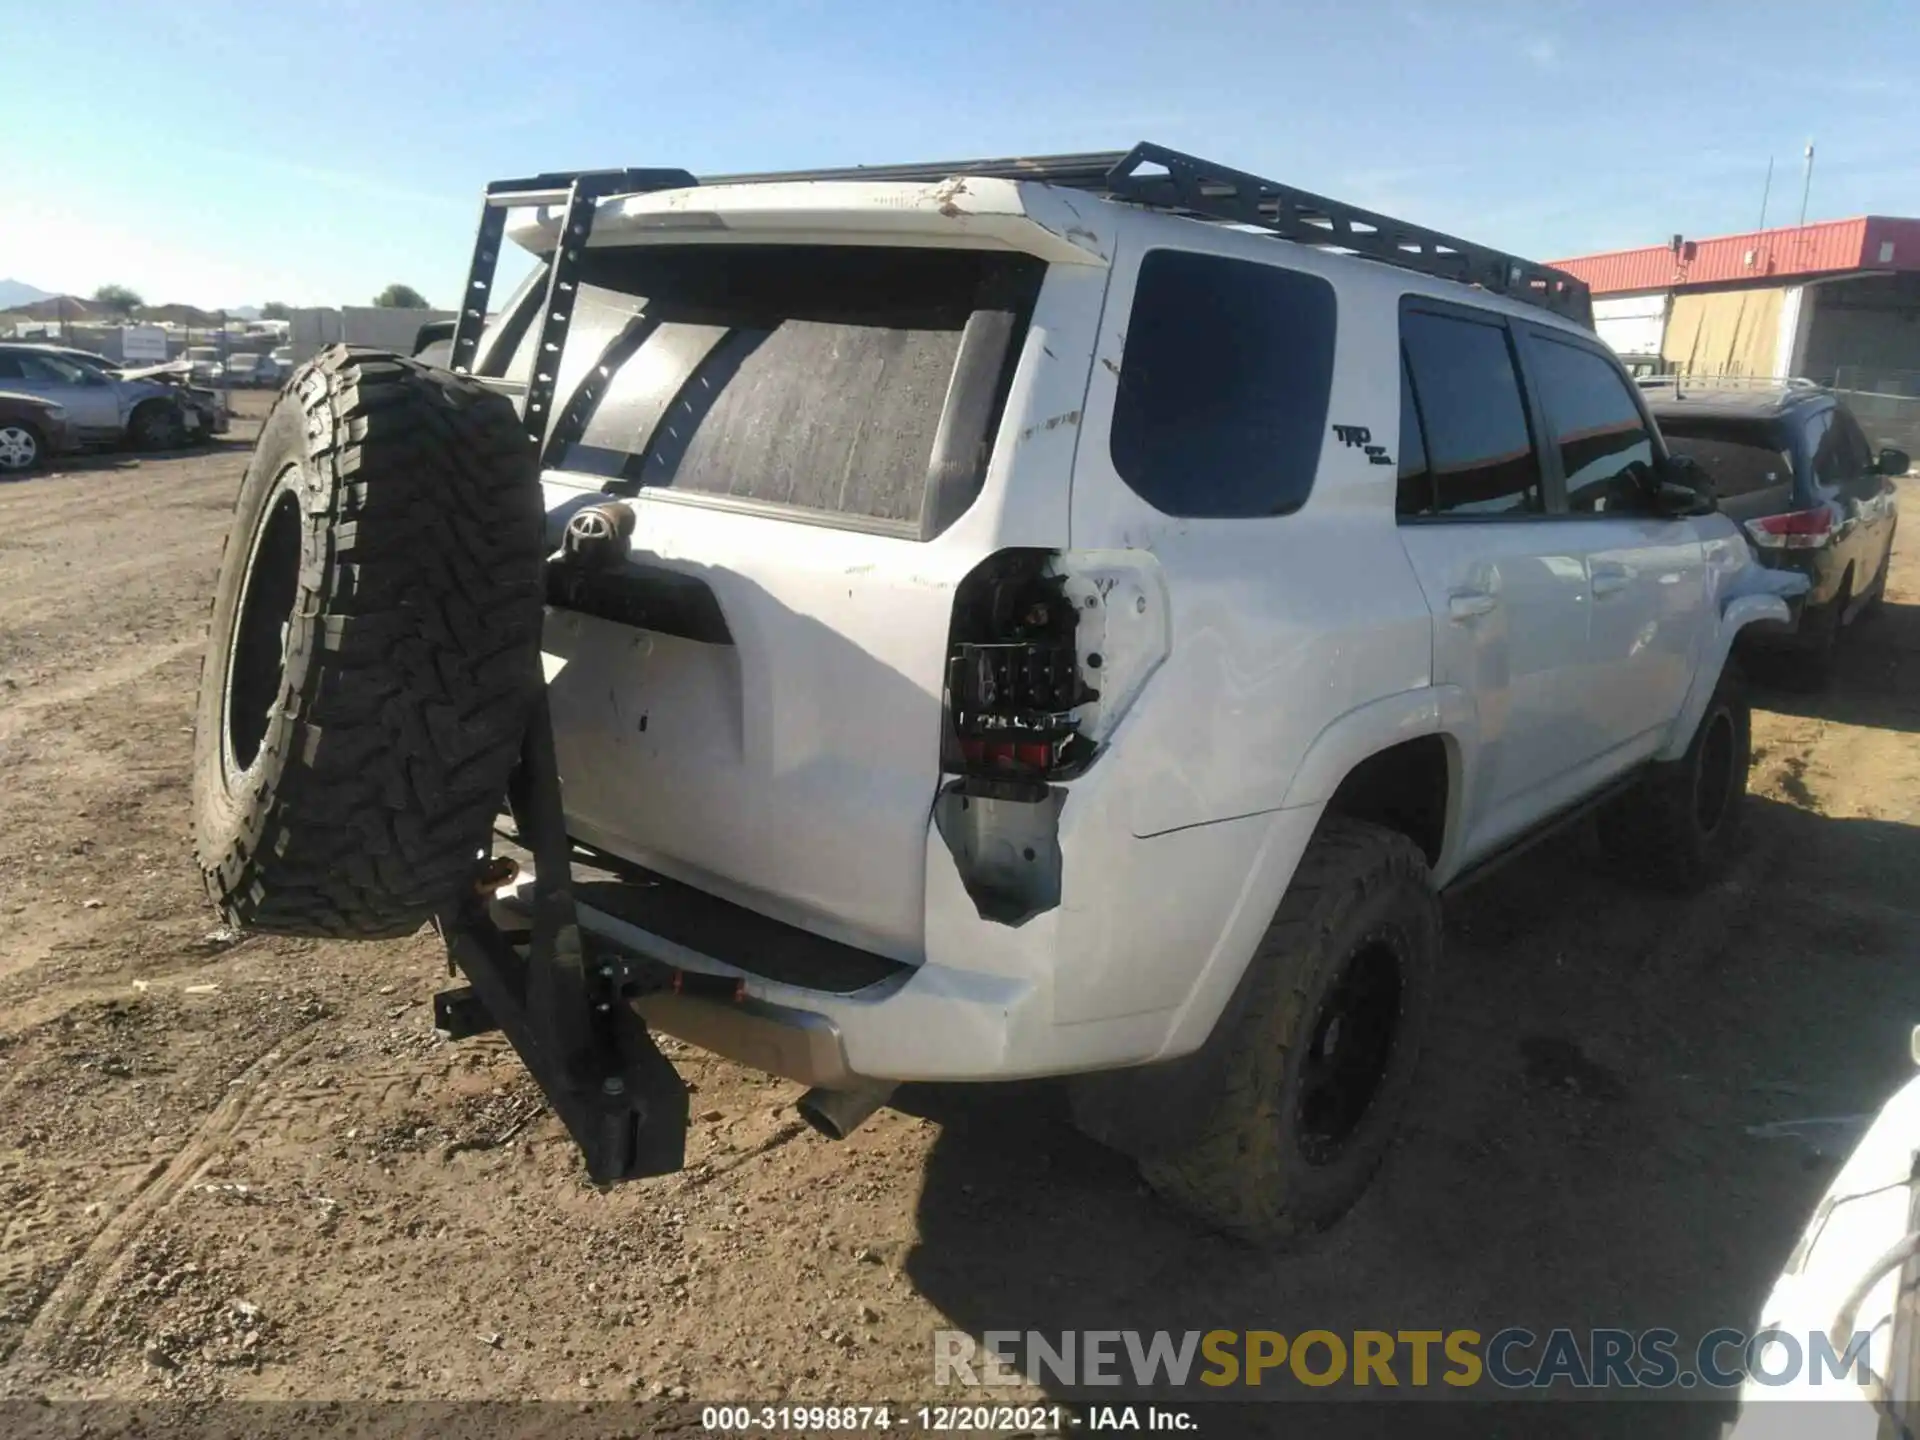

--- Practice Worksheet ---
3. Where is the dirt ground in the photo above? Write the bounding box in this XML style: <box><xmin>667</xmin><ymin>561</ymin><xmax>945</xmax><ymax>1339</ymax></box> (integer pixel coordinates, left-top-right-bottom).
<box><xmin>2</xmin><ymin>391</ymin><xmax>1919</xmax><ymax>1437</ymax></box>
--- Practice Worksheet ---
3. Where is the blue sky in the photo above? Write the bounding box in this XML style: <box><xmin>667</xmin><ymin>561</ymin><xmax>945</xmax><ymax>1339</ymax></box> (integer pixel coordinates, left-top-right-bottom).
<box><xmin>2</xmin><ymin>0</ymin><xmax>1914</xmax><ymax>309</ymax></box>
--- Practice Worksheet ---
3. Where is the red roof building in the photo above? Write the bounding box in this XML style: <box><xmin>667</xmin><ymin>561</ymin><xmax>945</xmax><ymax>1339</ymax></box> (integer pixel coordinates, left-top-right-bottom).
<box><xmin>1549</xmin><ymin>217</ymin><xmax>1920</xmax><ymax>395</ymax></box>
<box><xmin>1551</xmin><ymin>217</ymin><xmax>1920</xmax><ymax>297</ymax></box>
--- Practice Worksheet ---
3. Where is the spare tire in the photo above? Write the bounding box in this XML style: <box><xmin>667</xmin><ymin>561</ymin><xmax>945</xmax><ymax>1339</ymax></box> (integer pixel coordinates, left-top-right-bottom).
<box><xmin>192</xmin><ymin>347</ymin><xmax>545</xmax><ymax>937</ymax></box>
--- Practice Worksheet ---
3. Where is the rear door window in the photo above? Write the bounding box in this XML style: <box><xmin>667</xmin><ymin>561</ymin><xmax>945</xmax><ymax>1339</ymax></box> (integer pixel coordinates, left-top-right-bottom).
<box><xmin>1523</xmin><ymin>334</ymin><xmax>1657</xmax><ymax>513</ymax></box>
<box><xmin>547</xmin><ymin>245</ymin><xmax>1041</xmax><ymax>537</ymax></box>
<box><xmin>1108</xmin><ymin>249</ymin><xmax>1337</xmax><ymax>518</ymax></box>
<box><xmin>1398</xmin><ymin>305</ymin><xmax>1542</xmax><ymax>517</ymax></box>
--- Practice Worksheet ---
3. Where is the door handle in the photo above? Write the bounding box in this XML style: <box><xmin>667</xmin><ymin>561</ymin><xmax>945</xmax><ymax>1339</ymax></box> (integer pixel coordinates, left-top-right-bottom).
<box><xmin>1448</xmin><ymin>589</ymin><xmax>1498</xmax><ymax>621</ymax></box>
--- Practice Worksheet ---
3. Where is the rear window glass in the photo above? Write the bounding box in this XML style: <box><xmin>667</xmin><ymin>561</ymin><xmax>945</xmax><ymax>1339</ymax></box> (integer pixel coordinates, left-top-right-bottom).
<box><xmin>1658</xmin><ymin>419</ymin><xmax>1794</xmax><ymax>498</ymax></box>
<box><xmin>1398</xmin><ymin>306</ymin><xmax>1542</xmax><ymax>517</ymax></box>
<box><xmin>1108</xmin><ymin>249</ymin><xmax>1337</xmax><ymax>518</ymax></box>
<box><xmin>544</xmin><ymin>246</ymin><xmax>1039</xmax><ymax>535</ymax></box>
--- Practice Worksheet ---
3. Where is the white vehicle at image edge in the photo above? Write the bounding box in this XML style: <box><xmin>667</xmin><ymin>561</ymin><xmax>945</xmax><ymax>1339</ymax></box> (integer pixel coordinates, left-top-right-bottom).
<box><xmin>1725</xmin><ymin>1032</ymin><xmax>1920</xmax><ymax>1439</ymax></box>
<box><xmin>189</xmin><ymin>144</ymin><xmax>1806</xmax><ymax>1246</ymax></box>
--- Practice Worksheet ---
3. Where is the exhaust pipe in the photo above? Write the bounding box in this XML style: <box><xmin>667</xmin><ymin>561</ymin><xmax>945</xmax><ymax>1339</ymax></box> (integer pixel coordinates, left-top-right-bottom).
<box><xmin>797</xmin><ymin>1082</ymin><xmax>898</xmax><ymax>1141</ymax></box>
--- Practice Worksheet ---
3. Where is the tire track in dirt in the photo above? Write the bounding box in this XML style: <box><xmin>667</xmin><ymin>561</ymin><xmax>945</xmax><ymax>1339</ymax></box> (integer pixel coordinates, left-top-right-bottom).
<box><xmin>0</xmin><ymin>639</ymin><xmax>200</xmax><ymax>747</ymax></box>
<box><xmin>8</xmin><ymin>1024</ymin><xmax>323</xmax><ymax>1369</ymax></box>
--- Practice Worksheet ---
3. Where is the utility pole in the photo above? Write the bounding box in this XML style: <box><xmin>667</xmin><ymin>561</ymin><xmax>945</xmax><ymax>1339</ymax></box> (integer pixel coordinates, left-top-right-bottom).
<box><xmin>1756</xmin><ymin>156</ymin><xmax>1774</xmax><ymax>234</ymax></box>
<box><xmin>1797</xmin><ymin>141</ymin><xmax>1816</xmax><ymax>227</ymax></box>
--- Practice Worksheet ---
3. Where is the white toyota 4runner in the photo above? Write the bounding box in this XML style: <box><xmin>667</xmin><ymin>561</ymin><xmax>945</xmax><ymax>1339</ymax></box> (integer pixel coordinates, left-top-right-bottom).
<box><xmin>191</xmin><ymin>145</ymin><xmax>1805</xmax><ymax>1245</ymax></box>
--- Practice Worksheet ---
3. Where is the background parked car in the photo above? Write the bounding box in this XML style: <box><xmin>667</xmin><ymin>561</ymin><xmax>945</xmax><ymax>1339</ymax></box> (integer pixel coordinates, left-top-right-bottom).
<box><xmin>0</xmin><ymin>343</ymin><xmax>194</xmax><ymax>450</ymax></box>
<box><xmin>183</xmin><ymin>346</ymin><xmax>225</xmax><ymax>385</ymax></box>
<box><xmin>1646</xmin><ymin>378</ymin><xmax>1905</xmax><ymax>686</ymax></box>
<box><xmin>0</xmin><ymin>391</ymin><xmax>73</xmax><ymax>473</ymax></box>
<box><xmin>223</xmin><ymin>352</ymin><xmax>261</xmax><ymax>387</ymax></box>
<box><xmin>39</xmin><ymin>345</ymin><xmax>221</xmax><ymax>441</ymax></box>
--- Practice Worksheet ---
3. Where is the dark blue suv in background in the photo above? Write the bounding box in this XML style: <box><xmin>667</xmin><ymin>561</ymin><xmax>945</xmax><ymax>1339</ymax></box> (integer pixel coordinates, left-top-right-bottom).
<box><xmin>1644</xmin><ymin>379</ymin><xmax>1906</xmax><ymax>687</ymax></box>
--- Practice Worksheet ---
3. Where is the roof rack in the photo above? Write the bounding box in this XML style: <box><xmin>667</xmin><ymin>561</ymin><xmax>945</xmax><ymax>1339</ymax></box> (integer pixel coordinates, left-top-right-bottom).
<box><xmin>710</xmin><ymin>143</ymin><xmax>1589</xmax><ymax>324</ymax></box>
<box><xmin>1636</xmin><ymin>373</ymin><xmax>1822</xmax><ymax>397</ymax></box>
<box><xmin>452</xmin><ymin>144</ymin><xmax>1591</xmax><ymax>454</ymax></box>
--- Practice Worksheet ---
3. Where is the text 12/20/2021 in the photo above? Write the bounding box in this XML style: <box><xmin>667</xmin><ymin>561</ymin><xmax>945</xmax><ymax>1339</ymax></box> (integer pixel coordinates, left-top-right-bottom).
<box><xmin>702</xmin><ymin>1404</ymin><xmax>1195</xmax><ymax>1432</ymax></box>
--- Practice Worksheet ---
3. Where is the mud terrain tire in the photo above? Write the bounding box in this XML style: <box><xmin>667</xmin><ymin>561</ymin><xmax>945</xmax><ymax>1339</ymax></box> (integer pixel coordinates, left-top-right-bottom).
<box><xmin>1139</xmin><ymin>818</ymin><xmax>1439</xmax><ymax>1247</ymax></box>
<box><xmin>192</xmin><ymin>347</ymin><xmax>545</xmax><ymax>937</ymax></box>
<box><xmin>1596</xmin><ymin>663</ymin><xmax>1751</xmax><ymax>892</ymax></box>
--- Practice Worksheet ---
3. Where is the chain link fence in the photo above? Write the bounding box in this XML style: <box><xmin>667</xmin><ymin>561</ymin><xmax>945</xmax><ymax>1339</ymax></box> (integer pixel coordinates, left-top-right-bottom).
<box><xmin>1835</xmin><ymin>366</ymin><xmax>1920</xmax><ymax>470</ymax></box>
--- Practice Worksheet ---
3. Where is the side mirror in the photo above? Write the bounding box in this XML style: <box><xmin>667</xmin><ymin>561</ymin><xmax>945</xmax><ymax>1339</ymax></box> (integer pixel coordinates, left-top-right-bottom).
<box><xmin>1656</xmin><ymin>455</ymin><xmax>1718</xmax><ymax>515</ymax></box>
<box><xmin>1878</xmin><ymin>447</ymin><xmax>1911</xmax><ymax>477</ymax></box>
<box><xmin>1655</xmin><ymin>480</ymin><xmax>1717</xmax><ymax>517</ymax></box>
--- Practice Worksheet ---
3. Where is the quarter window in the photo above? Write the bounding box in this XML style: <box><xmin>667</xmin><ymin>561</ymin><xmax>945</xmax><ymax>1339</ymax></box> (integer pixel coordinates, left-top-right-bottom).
<box><xmin>1109</xmin><ymin>249</ymin><xmax>1338</xmax><ymax>518</ymax></box>
<box><xmin>1804</xmin><ymin>410</ymin><xmax>1850</xmax><ymax>491</ymax></box>
<box><xmin>1398</xmin><ymin>307</ymin><xmax>1541</xmax><ymax>517</ymax></box>
<box><xmin>1830</xmin><ymin>408</ymin><xmax>1876</xmax><ymax>477</ymax></box>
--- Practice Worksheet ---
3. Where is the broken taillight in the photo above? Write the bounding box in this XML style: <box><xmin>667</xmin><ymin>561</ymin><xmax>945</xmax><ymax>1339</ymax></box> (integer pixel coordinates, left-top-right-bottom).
<box><xmin>942</xmin><ymin>551</ymin><xmax>1098</xmax><ymax>783</ymax></box>
<box><xmin>1747</xmin><ymin>506</ymin><xmax>1834</xmax><ymax>550</ymax></box>
<box><xmin>941</xmin><ymin>549</ymin><xmax>1169</xmax><ymax>785</ymax></box>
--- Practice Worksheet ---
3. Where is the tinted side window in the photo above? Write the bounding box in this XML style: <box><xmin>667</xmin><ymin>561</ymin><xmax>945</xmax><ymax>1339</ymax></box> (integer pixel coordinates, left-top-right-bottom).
<box><xmin>1110</xmin><ymin>250</ymin><xmax>1337</xmax><ymax>518</ymax></box>
<box><xmin>1527</xmin><ymin>336</ymin><xmax>1656</xmax><ymax>513</ymax></box>
<box><xmin>0</xmin><ymin>354</ymin><xmax>22</xmax><ymax>381</ymax></box>
<box><xmin>1808</xmin><ymin>408</ymin><xmax>1848</xmax><ymax>485</ymax></box>
<box><xmin>1831</xmin><ymin>407</ymin><xmax>1875</xmax><ymax>476</ymax></box>
<box><xmin>1397</xmin><ymin>353</ymin><xmax>1431</xmax><ymax>515</ymax></box>
<box><xmin>1399</xmin><ymin>308</ymin><xmax>1541</xmax><ymax>517</ymax></box>
<box><xmin>19</xmin><ymin>355</ymin><xmax>84</xmax><ymax>384</ymax></box>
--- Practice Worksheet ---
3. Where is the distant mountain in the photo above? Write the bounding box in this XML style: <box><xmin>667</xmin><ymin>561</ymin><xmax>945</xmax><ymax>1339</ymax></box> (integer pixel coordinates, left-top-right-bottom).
<box><xmin>0</xmin><ymin>278</ymin><xmax>53</xmax><ymax>308</ymax></box>
<box><xmin>2</xmin><ymin>295</ymin><xmax>93</xmax><ymax>322</ymax></box>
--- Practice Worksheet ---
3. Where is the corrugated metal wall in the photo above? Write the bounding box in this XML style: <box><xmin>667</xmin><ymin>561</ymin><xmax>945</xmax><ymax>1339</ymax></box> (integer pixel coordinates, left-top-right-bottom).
<box><xmin>1594</xmin><ymin>294</ymin><xmax>1668</xmax><ymax>356</ymax></box>
<box><xmin>1799</xmin><ymin>273</ymin><xmax>1920</xmax><ymax>385</ymax></box>
<box><xmin>290</xmin><ymin>307</ymin><xmax>456</xmax><ymax>365</ymax></box>
<box><xmin>1661</xmin><ymin>288</ymin><xmax>1787</xmax><ymax>376</ymax></box>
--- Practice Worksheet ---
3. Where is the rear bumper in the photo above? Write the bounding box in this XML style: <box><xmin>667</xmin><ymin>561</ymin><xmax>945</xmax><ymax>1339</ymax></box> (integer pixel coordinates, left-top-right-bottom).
<box><xmin>525</xmin><ymin>797</ymin><xmax>1320</xmax><ymax>1085</ymax></box>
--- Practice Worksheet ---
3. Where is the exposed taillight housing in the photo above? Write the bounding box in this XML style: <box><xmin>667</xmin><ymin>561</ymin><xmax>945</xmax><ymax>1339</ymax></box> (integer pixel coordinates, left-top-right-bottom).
<box><xmin>941</xmin><ymin>549</ymin><xmax>1169</xmax><ymax>785</ymax></box>
<box><xmin>1746</xmin><ymin>506</ymin><xmax>1834</xmax><ymax>550</ymax></box>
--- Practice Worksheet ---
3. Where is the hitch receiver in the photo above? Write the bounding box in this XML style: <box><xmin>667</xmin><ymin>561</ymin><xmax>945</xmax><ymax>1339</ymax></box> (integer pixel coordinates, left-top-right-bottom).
<box><xmin>435</xmin><ymin>696</ymin><xmax>689</xmax><ymax>1185</ymax></box>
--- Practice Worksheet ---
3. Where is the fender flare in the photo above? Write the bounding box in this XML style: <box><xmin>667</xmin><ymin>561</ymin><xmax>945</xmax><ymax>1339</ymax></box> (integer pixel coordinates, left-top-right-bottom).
<box><xmin>1280</xmin><ymin>684</ymin><xmax>1475</xmax><ymax>810</ymax></box>
<box><xmin>1657</xmin><ymin>591</ymin><xmax>1793</xmax><ymax>762</ymax></box>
